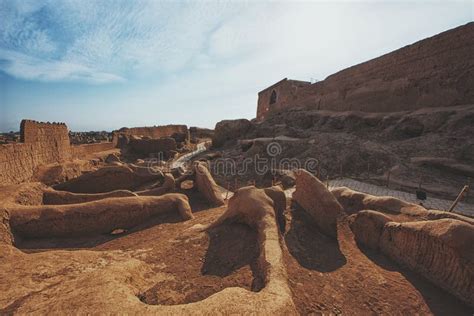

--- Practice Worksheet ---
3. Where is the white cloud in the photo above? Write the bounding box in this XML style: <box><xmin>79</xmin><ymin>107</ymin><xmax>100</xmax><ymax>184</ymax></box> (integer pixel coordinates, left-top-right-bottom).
<box><xmin>0</xmin><ymin>0</ymin><xmax>472</xmax><ymax>131</ymax></box>
<box><xmin>2</xmin><ymin>0</ymin><xmax>470</xmax><ymax>86</ymax></box>
<box><xmin>0</xmin><ymin>49</ymin><xmax>124</xmax><ymax>83</ymax></box>
<box><xmin>0</xmin><ymin>0</ymin><xmax>239</xmax><ymax>83</ymax></box>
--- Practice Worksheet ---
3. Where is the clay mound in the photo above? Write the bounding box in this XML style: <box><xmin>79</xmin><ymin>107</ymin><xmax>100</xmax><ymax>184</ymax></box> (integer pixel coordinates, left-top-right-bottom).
<box><xmin>9</xmin><ymin>194</ymin><xmax>193</xmax><ymax>238</ymax></box>
<box><xmin>350</xmin><ymin>210</ymin><xmax>392</xmax><ymax>250</ymax></box>
<box><xmin>33</xmin><ymin>159</ymin><xmax>96</xmax><ymax>185</ymax></box>
<box><xmin>0</xmin><ymin>184</ymin><xmax>295</xmax><ymax>314</ymax></box>
<box><xmin>136</xmin><ymin>173</ymin><xmax>176</xmax><ymax>196</ymax></box>
<box><xmin>425</xmin><ymin>209</ymin><xmax>474</xmax><ymax>226</ymax></box>
<box><xmin>194</xmin><ymin>185</ymin><xmax>295</xmax><ymax>313</ymax></box>
<box><xmin>205</xmin><ymin>185</ymin><xmax>286</xmax><ymax>231</ymax></box>
<box><xmin>331</xmin><ymin>186</ymin><xmax>427</xmax><ymax>216</ymax></box>
<box><xmin>332</xmin><ymin>186</ymin><xmax>474</xmax><ymax>225</ymax></box>
<box><xmin>380</xmin><ymin>219</ymin><xmax>474</xmax><ymax>306</ymax></box>
<box><xmin>292</xmin><ymin>169</ymin><xmax>343</xmax><ymax>237</ymax></box>
<box><xmin>43</xmin><ymin>188</ymin><xmax>137</xmax><ymax>205</ymax></box>
<box><xmin>1</xmin><ymin>180</ymin><xmax>472</xmax><ymax>313</ymax></box>
<box><xmin>54</xmin><ymin>165</ymin><xmax>162</xmax><ymax>193</ymax></box>
<box><xmin>194</xmin><ymin>162</ymin><xmax>225</xmax><ymax>206</ymax></box>
<box><xmin>263</xmin><ymin>186</ymin><xmax>287</xmax><ymax>230</ymax></box>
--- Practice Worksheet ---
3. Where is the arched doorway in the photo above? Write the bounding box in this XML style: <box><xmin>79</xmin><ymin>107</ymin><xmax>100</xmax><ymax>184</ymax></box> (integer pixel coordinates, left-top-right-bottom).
<box><xmin>269</xmin><ymin>90</ymin><xmax>277</xmax><ymax>105</ymax></box>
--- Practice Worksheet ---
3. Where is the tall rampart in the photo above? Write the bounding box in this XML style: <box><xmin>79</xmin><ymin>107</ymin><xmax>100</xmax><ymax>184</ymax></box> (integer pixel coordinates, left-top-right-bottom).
<box><xmin>258</xmin><ymin>22</ymin><xmax>474</xmax><ymax>120</ymax></box>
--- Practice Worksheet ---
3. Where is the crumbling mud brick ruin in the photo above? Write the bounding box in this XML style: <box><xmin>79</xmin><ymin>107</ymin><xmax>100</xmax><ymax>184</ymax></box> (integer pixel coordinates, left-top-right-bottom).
<box><xmin>0</xmin><ymin>120</ymin><xmax>115</xmax><ymax>185</ymax></box>
<box><xmin>1</xmin><ymin>22</ymin><xmax>473</xmax><ymax>315</ymax></box>
<box><xmin>257</xmin><ymin>23</ymin><xmax>474</xmax><ymax>121</ymax></box>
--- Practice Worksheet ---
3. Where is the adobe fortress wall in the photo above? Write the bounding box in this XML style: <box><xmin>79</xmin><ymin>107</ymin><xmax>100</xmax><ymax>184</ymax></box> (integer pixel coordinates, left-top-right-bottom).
<box><xmin>112</xmin><ymin>124</ymin><xmax>190</xmax><ymax>148</ymax></box>
<box><xmin>0</xmin><ymin>120</ymin><xmax>114</xmax><ymax>185</ymax></box>
<box><xmin>115</xmin><ymin>125</ymin><xmax>188</xmax><ymax>139</ymax></box>
<box><xmin>71</xmin><ymin>142</ymin><xmax>115</xmax><ymax>158</ymax></box>
<box><xmin>0</xmin><ymin>120</ymin><xmax>71</xmax><ymax>184</ymax></box>
<box><xmin>257</xmin><ymin>22</ymin><xmax>474</xmax><ymax>120</ymax></box>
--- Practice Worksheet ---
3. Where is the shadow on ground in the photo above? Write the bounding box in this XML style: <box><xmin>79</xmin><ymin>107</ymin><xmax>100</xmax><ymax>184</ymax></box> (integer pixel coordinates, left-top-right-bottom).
<box><xmin>16</xmin><ymin>210</ymin><xmax>184</xmax><ymax>251</ymax></box>
<box><xmin>202</xmin><ymin>223</ymin><xmax>264</xmax><ymax>291</ymax></box>
<box><xmin>285</xmin><ymin>203</ymin><xmax>347</xmax><ymax>272</ymax></box>
<box><xmin>358</xmin><ymin>244</ymin><xmax>473</xmax><ymax>315</ymax></box>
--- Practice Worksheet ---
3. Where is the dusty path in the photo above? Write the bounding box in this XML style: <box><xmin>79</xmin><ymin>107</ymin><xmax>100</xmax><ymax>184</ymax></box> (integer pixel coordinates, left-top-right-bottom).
<box><xmin>171</xmin><ymin>142</ymin><xmax>208</xmax><ymax>169</ymax></box>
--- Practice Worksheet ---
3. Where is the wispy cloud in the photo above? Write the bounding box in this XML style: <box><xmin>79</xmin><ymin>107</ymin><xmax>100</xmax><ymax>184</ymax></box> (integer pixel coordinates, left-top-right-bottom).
<box><xmin>1</xmin><ymin>0</ymin><xmax>471</xmax><ymax>86</ymax></box>
<box><xmin>0</xmin><ymin>0</ymin><xmax>472</xmax><ymax>131</ymax></box>
<box><xmin>0</xmin><ymin>48</ymin><xmax>124</xmax><ymax>83</ymax></box>
<box><xmin>0</xmin><ymin>0</ymin><xmax>239</xmax><ymax>83</ymax></box>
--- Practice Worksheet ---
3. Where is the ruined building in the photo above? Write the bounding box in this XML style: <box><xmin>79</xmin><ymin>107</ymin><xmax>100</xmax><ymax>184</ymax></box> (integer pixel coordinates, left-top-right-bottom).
<box><xmin>0</xmin><ymin>120</ymin><xmax>115</xmax><ymax>185</ymax></box>
<box><xmin>257</xmin><ymin>22</ymin><xmax>474</xmax><ymax>121</ymax></box>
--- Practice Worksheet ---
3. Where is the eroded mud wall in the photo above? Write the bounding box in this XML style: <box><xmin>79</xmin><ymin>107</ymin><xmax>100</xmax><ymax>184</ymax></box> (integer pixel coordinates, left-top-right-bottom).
<box><xmin>113</xmin><ymin>125</ymin><xmax>189</xmax><ymax>142</ymax></box>
<box><xmin>259</xmin><ymin>23</ymin><xmax>474</xmax><ymax>120</ymax></box>
<box><xmin>71</xmin><ymin>142</ymin><xmax>115</xmax><ymax>157</ymax></box>
<box><xmin>0</xmin><ymin>120</ymin><xmax>71</xmax><ymax>184</ymax></box>
<box><xmin>0</xmin><ymin>120</ymin><xmax>115</xmax><ymax>185</ymax></box>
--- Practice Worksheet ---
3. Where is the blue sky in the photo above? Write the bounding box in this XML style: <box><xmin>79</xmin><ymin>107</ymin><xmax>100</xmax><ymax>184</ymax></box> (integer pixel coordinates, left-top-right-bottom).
<box><xmin>0</xmin><ymin>0</ymin><xmax>472</xmax><ymax>132</ymax></box>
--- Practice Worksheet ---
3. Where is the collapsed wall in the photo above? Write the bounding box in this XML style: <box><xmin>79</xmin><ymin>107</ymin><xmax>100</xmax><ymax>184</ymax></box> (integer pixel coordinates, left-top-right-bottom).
<box><xmin>351</xmin><ymin>212</ymin><xmax>474</xmax><ymax>307</ymax></box>
<box><xmin>0</xmin><ymin>120</ymin><xmax>115</xmax><ymax>185</ymax></box>
<box><xmin>194</xmin><ymin>162</ymin><xmax>225</xmax><ymax>206</ymax></box>
<box><xmin>292</xmin><ymin>169</ymin><xmax>343</xmax><ymax>238</ymax></box>
<box><xmin>0</xmin><ymin>186</ymin><xmax>295</xmax><ymax>314</ymax></box>
<box><xmin>43</xmin><ymin>189</ymin><xmax>137</xmax><ymax>205</ymax></box>
<box><xmin>53</xmin><ymin>165</ymin><xmax>162</xmax><ymax>193</ymax></box>
<box><xmin>257</xmin><ymin>22</ymin><xmax>474</xmax><ymax>120</ymax></box>
<box><xmin>189</xmin><ymin>127</ymin><xmax>214</xmax><ymax>142</ymax></box>
<box><xmin>9</xmin><ymin>194</ymin><xmax>193</xmax><ymax>238</ymax></box>
<box><xmin>128</xmin><ymin>138</ymin><xmax>177</xmax><ymax>157</ymax></box>
<box><xmin>113</xmin><ymin>125</ymin><xmax>189</xmax><ymax>144</ymax></box>
<box><xmin>71</xmin><ymin>142</ymin><xmax>115</xmax><ymax>157</ymax></box>
<box><xmin>380</xmin><ymin>219</ymin><xmax>474</xmax><ymax>306</ymax></box>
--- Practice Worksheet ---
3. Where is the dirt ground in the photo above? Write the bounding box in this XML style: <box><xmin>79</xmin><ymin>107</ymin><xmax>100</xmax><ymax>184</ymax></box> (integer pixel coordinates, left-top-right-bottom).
<box><xmin>14</xmin><ymin>190</ymin><xmax>472</xmax><ymax>315</ymax></box>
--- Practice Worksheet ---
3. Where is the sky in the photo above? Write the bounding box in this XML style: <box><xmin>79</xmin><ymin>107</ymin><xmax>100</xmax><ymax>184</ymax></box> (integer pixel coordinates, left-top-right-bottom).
<box><xmin>0</xmin><ymin>0</ymin><xmax>472</xmax><ymax>132</ymax></box>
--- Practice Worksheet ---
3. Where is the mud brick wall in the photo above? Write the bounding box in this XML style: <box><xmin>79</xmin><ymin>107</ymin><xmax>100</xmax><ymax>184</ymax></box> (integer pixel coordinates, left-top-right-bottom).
<box><xmin>0</xmin><ymin>120</ymin><xmax>71</xmax><ymax>184</ymax></box>
<box><xmin>112</xmin><ymin>124</ymin><xmax>190</xmax><ymax>148</ymax></box>
<box><xmin>257</xmin><ymin>79</ymin><xmax>311</xmax><ymax>121</ymax></box>
<box><xmin>0</xmin><ymin>120</ymin><xmax>116</xmax><ymax>185</ymax></box>
<box><xmin>115</xmin><ymin>125</ymin><xmax>188</xmax><ymax>140</ymax></box>
<box><xmin>71</xmin><ymin>142</ymin><xmax>115</xmax><ymax>158</ymax></box>
<box><xmin>128</xmin><ymin>138</ymin><xmax>177</xmax><ymax>156</ymax></box>
<box><xmin>258</xmin><ymin>22</ymin><xmax>474</xmax><ymax>120</ymax></box>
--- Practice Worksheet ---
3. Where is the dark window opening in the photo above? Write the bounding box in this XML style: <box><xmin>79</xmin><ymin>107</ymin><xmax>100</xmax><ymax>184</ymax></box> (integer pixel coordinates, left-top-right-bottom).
<box><xmin>269</xmin><ymin>90</ymin><xmax>277</xmax><ymax>105</ymax></box>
